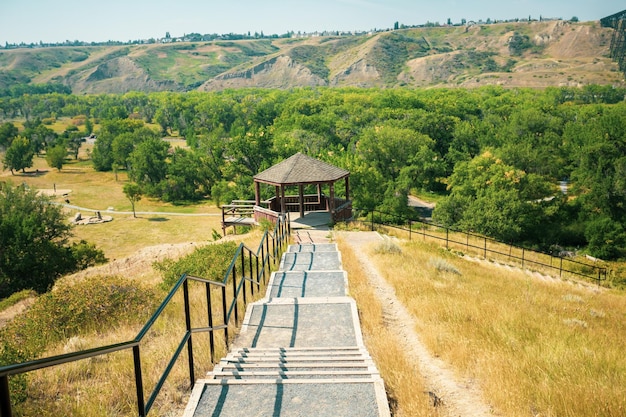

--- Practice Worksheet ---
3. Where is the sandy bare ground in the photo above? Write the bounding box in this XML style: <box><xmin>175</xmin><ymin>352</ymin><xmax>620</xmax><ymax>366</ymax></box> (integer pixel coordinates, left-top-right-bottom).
<box><xmin>337</xmin><ymin>231</ymin><xmax>495</xmax><ymax>417</ymax></box>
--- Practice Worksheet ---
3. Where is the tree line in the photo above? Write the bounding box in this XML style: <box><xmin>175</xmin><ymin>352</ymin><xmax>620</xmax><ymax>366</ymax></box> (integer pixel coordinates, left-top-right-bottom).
<box><xmin>1</xmin><ymin>85</ymin><xmax>626</xmax><ymax>260</ymax></box>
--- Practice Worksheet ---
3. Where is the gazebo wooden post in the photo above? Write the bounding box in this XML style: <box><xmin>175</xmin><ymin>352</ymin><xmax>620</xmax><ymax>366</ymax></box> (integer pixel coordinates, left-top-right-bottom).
<box><xmin>280</xmin><ymin>185</ymin><xmax>286</xmax><ymax>214</ymax></box>
<box><xmin>345</xmin><ymin>177</ymin><xmax>350</xmax><ymax>201</ymax></box>
<box><xmin>275</xmin><ymin>185</ymin><xmax>280</xmax><ymax>211</ymax></box>
<box><xmin>298</xmin><ymin>184</ymin><xmax>305</xmax><ymax>217</ymax></box>
<box><xmin>329</xmin><ymin>182</ymin><xmax>335</xmax><ymax>219</ymax></box>
<box><xmin>255</xmin><ymin>181</ymin><xmax>261</xmax><ymax>206</ymax></box>
<box><xmin>317</xmin><ymin>184</ymin><xmax>322</xmax><ymax>205</ymax></box>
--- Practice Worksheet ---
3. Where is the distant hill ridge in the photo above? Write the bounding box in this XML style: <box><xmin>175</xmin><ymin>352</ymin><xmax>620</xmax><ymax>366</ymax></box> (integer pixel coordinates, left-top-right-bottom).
<box><xmin>0</xmin><ymin>20</ymin><xmax>623</xmax><ymax>93</ymax></box>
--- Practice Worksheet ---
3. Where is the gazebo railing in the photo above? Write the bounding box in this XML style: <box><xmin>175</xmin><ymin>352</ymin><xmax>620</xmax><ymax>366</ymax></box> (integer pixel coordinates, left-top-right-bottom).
<box><xmin>266</xmin><ymin>194</ymin><xmax>327</xmax><ymax>212</ymax></box>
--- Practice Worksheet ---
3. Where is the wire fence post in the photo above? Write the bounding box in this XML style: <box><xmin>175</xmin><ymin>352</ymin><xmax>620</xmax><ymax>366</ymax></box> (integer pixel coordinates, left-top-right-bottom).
<box><xmin>409</xmin><ymin>220</ymin><xmax>412</xmax><ymax>241</ymax></box>
<box><xmin>559</xmin><ymin>257</ymin><xmax>563</xmax><ymax>277</ymax></box>
<box><xmin>371</xmin><ymin>211</ymin><xmax>375</xmax><ymax>231</ymax></box>
<box><xmin>446</xmin><ymin>228</ymin><xmax>449</xmax><ymax>250</ymax></box>
<box><xmin>484</xmin><ymin>237</ymin><xmax>487</xmax><ymax>259</ymax></box>
<box><xmin>522</xmin><ymin>248</ymin><xmax>525</xmax><ymax>269</ymax></box>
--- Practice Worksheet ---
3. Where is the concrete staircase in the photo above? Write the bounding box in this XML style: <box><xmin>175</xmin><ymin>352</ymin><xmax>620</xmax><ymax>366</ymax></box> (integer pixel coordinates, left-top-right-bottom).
<box><xmin>183</xmin><ymin>243</ymin><xmax>390</xmax><ymax>416</ymax></box>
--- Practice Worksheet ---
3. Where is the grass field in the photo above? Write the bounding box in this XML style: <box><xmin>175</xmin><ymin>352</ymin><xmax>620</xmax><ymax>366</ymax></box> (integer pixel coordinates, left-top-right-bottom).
<box><xmin>340</xmin><ymin>235</ymin><xmax>626</xmax><ymax>417</ymax></box>
<box><xmin>1</xmin><ymin>148</ymin><xmax>223</xmax><ymax>260</ymax></box>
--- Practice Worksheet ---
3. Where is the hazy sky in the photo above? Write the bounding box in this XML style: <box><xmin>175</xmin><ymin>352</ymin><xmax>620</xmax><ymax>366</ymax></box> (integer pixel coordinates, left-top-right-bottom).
<box><xmin>0</xmin><ymin>0</ymin><xmax>623</xmax><ymax>45</ymax></box>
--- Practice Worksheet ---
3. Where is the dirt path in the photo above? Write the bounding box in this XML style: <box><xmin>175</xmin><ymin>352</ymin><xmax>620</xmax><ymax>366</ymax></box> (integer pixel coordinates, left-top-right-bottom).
<box><xmin>337</xmin><ymin>231</ymin><xmax>495</xmax><ymax>417</ymax></box>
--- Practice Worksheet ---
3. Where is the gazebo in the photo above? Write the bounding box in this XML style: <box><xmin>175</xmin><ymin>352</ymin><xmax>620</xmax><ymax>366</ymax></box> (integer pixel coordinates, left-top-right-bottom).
<box><xmin>253</xmin><ymin>153</ymin><xmax>352</xmax><ymax>224</ymax></box>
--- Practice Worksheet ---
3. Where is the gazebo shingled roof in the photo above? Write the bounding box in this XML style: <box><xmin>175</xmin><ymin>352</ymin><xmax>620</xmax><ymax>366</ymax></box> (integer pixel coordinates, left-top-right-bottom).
<box><xmin>254</xmin><ymin>152</ymin><xmax>349</xmax><ymax>186</ymax></box>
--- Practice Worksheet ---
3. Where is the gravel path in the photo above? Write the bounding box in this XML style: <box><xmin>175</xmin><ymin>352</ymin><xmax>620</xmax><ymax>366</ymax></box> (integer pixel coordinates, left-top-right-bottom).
<box><xmin>337</xmin><ymin>231</ymin><xmax>495</xmax><ymax>417</ymax></box>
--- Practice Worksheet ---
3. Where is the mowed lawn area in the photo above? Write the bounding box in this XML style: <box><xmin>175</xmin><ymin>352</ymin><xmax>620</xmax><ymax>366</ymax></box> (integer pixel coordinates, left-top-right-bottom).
<box><xmin>1</xmin><ymin>150</ymin><xmax>223</xmax><ymax>261</ymax></box>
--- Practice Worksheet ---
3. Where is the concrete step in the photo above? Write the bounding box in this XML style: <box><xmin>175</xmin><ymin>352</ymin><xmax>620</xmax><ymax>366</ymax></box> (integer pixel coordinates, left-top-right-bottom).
<box><xmin>288</xmin><ymin>243</ymin><xmax>339</xmax><ymax>253</ymax></box>
<box><xmin>235</xmin><ymin>298</ymin><xmax>363</xmax><ymax>348</ymax></box>
<box><xmin>210</xmin><ymin>370</ymin><xmax>378</xmax><ymax>380</ymax></box>
<box><xmin>184</xmin><ymin>378</ymin><xmax>389</xmax><ymax>417</ymax></box>
<box><xmin>224</xmin><ymin>347</ymin><xmax>371</xmax><ymax>360</ymax></box>
<box><xmin>266</xmin><ymin>270</ymin><xmax>348</xmax><ymax>299</ymax></box>
<box><xmin>279</xmin><ymin>251</ymin><xmax>343</xmax><ymax>271</ymax></box>
<box><xmin>222</xmin><ymin>354</ymin><xmax>373</xmax><ymax>363</ymax></box>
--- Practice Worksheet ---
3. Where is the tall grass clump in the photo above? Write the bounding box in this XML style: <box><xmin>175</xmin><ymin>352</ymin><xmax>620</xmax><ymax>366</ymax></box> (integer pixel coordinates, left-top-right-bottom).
<box><xmin>374</xmin><ymin>237</ymin><xmax>402</xmax><ymax>255</ymax></box>
<box><xmin>428</xmin><ymin>257</ymin><xmax>461</xmax><ymax>275</ymax></box>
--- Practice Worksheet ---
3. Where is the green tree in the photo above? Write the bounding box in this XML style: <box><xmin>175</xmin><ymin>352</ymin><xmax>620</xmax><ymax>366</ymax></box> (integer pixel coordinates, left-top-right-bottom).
<box><xmin>0</xmin><ymin>122</ymin><xmax>18</xmax><ymax>149</ymax></box>
<box><xmin>162</xmin><ymin>148</ymin><xmax>208</xmax><ymax>202</ymax></box>
<box><xmin>434</xmin><ymin>151</ymin><xmax>553</xmax><ymax>242</ymax></box>
<box><xmin>128</xmin><ymin>137</ymin><xmax>169</xmax><ymax>195</ymax></box>
<box><xmin>91</xmin><ymin>133</ymin><xmax>114</xmax><ymax>171</ymax></box>
<box><xmin>123</xmin><ymin>182</ymin><xmax>143</xmax><ymax>218</ymax></box>
<box><xmin>112</xmin><ymin>132</ymin><xmax>136</xmax><ymax>170</ymax></box>
<box><xmin>3</xmin><ymin>136</ymin><xmax>34</xmax><ymax>174</ymax></box>
<box><xmin>45</xmin><ymin>144</ymin><xmax>67</xmax><ymax>171</ymax></box>
<box><xmin>0</xmin><ymin>183</ymin><xmax>106</xmax><ymax>298</ymax></box>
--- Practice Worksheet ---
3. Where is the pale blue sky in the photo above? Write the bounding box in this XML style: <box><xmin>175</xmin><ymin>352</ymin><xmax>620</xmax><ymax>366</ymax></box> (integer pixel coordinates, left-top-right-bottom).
<box><xmin>0</xmin><ymin>0</ymin><xmax>623</xmax><ymax>45</ymax></box>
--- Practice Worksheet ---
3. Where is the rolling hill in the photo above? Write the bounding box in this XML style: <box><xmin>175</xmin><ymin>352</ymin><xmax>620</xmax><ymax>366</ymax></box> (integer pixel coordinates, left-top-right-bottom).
<box><xmin>1</xmin><ymin>20</ymin><xmax>624</xmax><ymax>94</ymax></box>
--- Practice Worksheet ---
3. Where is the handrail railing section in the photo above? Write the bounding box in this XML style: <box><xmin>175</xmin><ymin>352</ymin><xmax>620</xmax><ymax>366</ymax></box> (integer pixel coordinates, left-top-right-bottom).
<box><xmin>353</xmin><ymin>208</ymin><xmax>608</xmax><ymax>286</ymax></box>
<box><xmin>0</xmin><ymin>214</ymin><xmax>290</xmax><ymax>417</ymax></box>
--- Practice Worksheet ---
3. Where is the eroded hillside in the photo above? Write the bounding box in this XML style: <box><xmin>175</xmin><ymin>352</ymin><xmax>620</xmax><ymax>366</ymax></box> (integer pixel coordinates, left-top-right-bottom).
<box><xmin>0</xmin><ymin>20</ymin><xmax>623</xmax><ymax>93</ymax></box>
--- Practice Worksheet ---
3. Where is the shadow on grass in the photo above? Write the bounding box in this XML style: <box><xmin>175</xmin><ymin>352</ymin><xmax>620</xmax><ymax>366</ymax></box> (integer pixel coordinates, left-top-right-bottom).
<box><xmin>148</xmin><ymin>217</ymin><xmax>169</xmax><ymax>222</ymax></box>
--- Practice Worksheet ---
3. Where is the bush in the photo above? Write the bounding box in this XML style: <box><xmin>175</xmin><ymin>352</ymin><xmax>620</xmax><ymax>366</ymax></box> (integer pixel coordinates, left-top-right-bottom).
<box><xmin>0</xmin><ymin>289</ymin><xmax>36</xmax><ymax>311</ymax></box>
<box><xmin>1</xmin><ymin>275</ymin><xmax>160</xmax><ymax>359</ymax></box>
<box><xmin>374</xmin><ymin>237</ymin><xmax>402</xmax><ymax>254</ymax></box>
<box><xmin>0</xmin><ymin>183</ymin><xmax>106</xmax><ymax>298</ymax></box>
<box><xmin>428</xmin><ymin>257</ymin><xmax>461</xmax><ymax>275</ymax></box>
<box><xmin>155</xmin><ymin>241</ymin><xmax>239</xmax><ymax>289</ymax></box>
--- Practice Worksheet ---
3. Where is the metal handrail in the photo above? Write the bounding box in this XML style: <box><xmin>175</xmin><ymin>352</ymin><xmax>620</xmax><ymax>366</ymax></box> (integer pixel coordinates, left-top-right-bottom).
<box><xmin>353</xmin><ymin>208</ymin><xmax>608</xmax><ymax>285</ymax></box>
<box><xmin>0</xmin><ymin>214</ymin><xmax>290</xmax><ymax>417</ymax></box>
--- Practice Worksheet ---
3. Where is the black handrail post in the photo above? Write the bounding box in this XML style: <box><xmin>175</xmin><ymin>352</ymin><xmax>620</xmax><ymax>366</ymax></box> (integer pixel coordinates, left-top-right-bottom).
<box><xmin>232</xmin><ymin>266</ymin><xmax>239</xmax><ymax>326</ymax></box>
<box><xmin>183</xmin><ymin>280</ymin><xmax>195</xmax><ymax>388</ymax></box>
<box><xmin>271</xmin><ymin>235</ymin><xmax>276</xmax><ymax>266</ymax></box>
<box><xmin>133</xmin><ymin>346</ymin><xmax>146</xmax><ymax>417</ymax></box>
<box><xmin>261</xmin><ymin>243</ymin><xmax>266</xmax><ymax>283</ymax></box>
<box><xmin>206</xmin><ymin>283</ymin><xmax>215</xmax><ymax>364</ymax></box>
<box><xmin>241</xmin><ymin>249</ymin><xmax>247</xmax><ymax>306</ymax></box>
<box><xmin>249</xmin><ymin>251</ymin><xmax>255</xmax><ymax>296</ymax></box>
<box><xmin>221</xmin><ymin>286</ymin><xmax>229</xmax><ymax>349</ymax></box>
<box><xmin>1</xmin><ymin>375</ymin><xmax>12</xmax><ymax>417</ymax></box>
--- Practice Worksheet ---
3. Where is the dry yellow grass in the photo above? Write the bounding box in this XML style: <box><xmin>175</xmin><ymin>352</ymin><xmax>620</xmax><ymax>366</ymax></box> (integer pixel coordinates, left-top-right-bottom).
<box><xmin>336</xmin><ymin>236</ymin><xmax>437</xmax><ymax>417</ymax></box>
<box><xmin>351</xmin><ymin>235</ymin><xmax>626</xmax><ymax>417</ymax></box>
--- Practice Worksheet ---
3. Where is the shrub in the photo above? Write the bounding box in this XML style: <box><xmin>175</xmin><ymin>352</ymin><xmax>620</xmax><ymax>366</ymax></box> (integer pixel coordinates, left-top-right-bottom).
<box><xmin>428</xmin><ymin>257</ymin><xmax>461</xmax><ymax>275</ymax></box>
<box><xmin>1</xmin><ymin>275</ymin><xmax>160</xmax><ymax>359</ymax></box>
<box><xmin>374</xmin><ymin>237</ymin><xmax>402</xmax><ymax>254</ymax></box>
<box><xmin>155</xmin><ymin>241</ymin><xmax>239</xmax><ymax>289</ymax></box>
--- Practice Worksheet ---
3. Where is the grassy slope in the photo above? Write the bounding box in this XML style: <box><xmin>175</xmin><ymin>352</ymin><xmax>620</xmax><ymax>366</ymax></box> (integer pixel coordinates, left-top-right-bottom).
<box><xmin>338</xmin><ymin>234</ymin><xmax>626</xmax><ymax>417</ymax></box>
